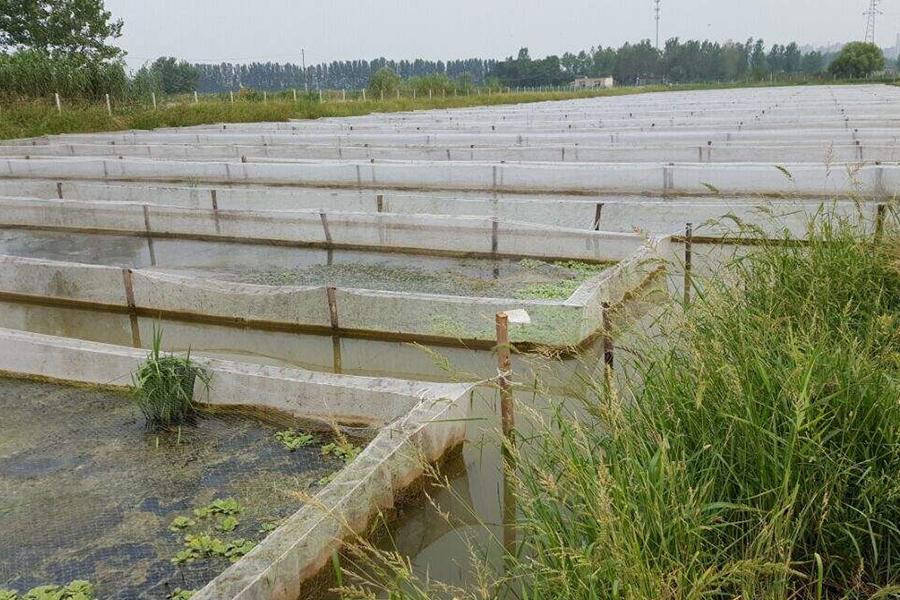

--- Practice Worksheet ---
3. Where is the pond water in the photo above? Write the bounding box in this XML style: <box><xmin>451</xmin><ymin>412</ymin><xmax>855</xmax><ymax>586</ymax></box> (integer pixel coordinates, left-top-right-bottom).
<box><xmin>0</xmin><ymin>378</ymin><xmax>350</xmax><ymax>599</ymax></box>
<box><xmin>0</xmin><ymin>228</ymin><xmax>606</xmax><ymax>299</ymax></box>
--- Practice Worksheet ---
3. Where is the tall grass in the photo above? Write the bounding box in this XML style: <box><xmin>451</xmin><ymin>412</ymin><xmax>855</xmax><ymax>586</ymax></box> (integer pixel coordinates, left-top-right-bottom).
<box><xmin>132</xmin><ymin>328</ymin><xmax>209</xmax><ymax>430</ymax></box>
<box><xmin>341</xmin><ymin>217</ymin><xmax>900</xmax><ymax>599</ymax></box>
<box><xmin>4</xmin><ymin>78</ymin><xmax>894</xmax><ymax>140</ymax></box>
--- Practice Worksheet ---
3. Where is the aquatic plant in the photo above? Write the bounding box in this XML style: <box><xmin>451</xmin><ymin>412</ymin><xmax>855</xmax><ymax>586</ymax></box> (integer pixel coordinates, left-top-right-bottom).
<box><xmin>172</xmin><ymin>534</ymin><xmax>256</xmax><ymax>564</ymax></box>
<box><xmin>275</xmin><ymin>429</ymin><xmax>316</xmax><ymax>451</ymax></box>
<box><xmin>322</xmin><ymin>440</ymin><xmax>362</xmax><ymax>463</ymax></box>
<box><xmin>193</xmin><ymin>498</ymin><xmax>241</xmax><ymax>518</ymax></box>
<box><xmin>0</xmin><ymin>581</ymin><xmax>97</xmax><ymax>600</ymax></box>
<box><xmin>216</xmin><ymin>515</ymin><xmax>240</xmax><ymax>533</ymax></box>
<box><xmin>168</xmin><ymin>516</ymin><xmax>195</xmax><ymax>532</ymax></box>
<box><xmin>132</xmin><ymin>328</ymin><xmax>209</xmax><ymax>430</ymax></box>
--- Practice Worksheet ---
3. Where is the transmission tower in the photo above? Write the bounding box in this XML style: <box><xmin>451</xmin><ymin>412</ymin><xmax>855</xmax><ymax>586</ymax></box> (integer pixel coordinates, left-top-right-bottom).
<box><xmin>863</xmin><ymin>0</ymin><xmax>882</xmax><ymax>44</ymax></box>
<box><xmin>654</xmin><ymin>0</ymin><xmax>661</xmax><ymax>50</ymax></box>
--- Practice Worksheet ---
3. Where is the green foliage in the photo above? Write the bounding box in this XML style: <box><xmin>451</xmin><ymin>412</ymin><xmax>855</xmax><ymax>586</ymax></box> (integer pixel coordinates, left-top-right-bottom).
<box><xmin>167</xmin><ymin>590</ymin><xmax>195</xmax><ymax>600</ymax></box>
<box><xmin>0</xmin><ymin>581</ymin><xmax>97</xmax><ymax>600</ymax></box>
<box><xmin>193</xmin><ymin>497</ymin><xmax>241</xmax><ymax>519</ymax></box>
<box><xmin>215</xmin><ymin>515</ymin><xmax>239</xmax><ymax>533</ymax></box>
<box><xmin>322</xmin><ymin>440</ymin><xmax>362</xmax><ymax>463</ymax></box>
<box><xmin>132</xmin><ymin>327</ymin><xmax>208</xmax><ymax>430</ymax></box>
<box><xmin>275</xmin><ymin>429</ymin><xmax>316</xmax><ymax>451</ymax></box>
<box><xmin>829</xmin><ymin>41</ymin><xmax>886</xmax><ymax>79</ymax></box>
<box><xmin>0</xmin><ymin>0</ymin><xmax>123</xmax><ymax>61</ymax></box>
<box><xmin>0</xmin><ymin>49</ymin><xmax>127</xmax><ymax>99</ymax></box>
<box><xmin>168</xmin><ymin>516</ymin><xmax>195</xmax><ymax>532</ymax></box>
<box><xmin>172</xmin><ymin>534</ymin><xmax>256</xmax><ymax>564</ymax></box>
<box><xmin>133</xmin><ymin>57</ymin><xmax>199</xmax><ymax>95</ymax></box>
<box><xmin>367</xmin><ymin>66</ymin><xmax>400</xmax><ymax>96</ymax></box>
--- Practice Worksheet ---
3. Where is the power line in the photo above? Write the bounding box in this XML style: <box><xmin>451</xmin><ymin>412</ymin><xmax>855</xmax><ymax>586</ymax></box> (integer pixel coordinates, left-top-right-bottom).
<box><xmin>863</xmin><ymin>0</ymin><xmax>882</xmax><ymax>44</ymax></box>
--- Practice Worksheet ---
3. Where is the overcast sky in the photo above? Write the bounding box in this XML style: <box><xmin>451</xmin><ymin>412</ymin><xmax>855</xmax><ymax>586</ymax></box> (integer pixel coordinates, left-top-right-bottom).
<box><xmin>104</xmin><ymin>0</ymin><xmax>900</xmax><ymax>70</ymax></box>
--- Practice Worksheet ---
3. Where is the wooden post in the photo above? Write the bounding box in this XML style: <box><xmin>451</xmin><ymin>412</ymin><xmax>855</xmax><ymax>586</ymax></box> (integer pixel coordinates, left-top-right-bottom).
<box><xmin>54</xmin><ymin>92</ymin><xmax>61</xmax><ymax>113</ymax></box>
<box><xmin>151</xmin><ymin>92</ymin><xmax>157</xmax><ymax>109</ymax></box>
<box><xmin>376</xmin><ymin>193</ymin><xmax>384</xmax><ymax>213</ymax></box>
<box><xmin>429</xmin><ymin>88</ymin><xmax>432</xmax><ymax>99</ymax></box>
<box><xmin>413</xmin><ymin>89</ymin><xmax>417</xmax><ymax>99</ymax></box>
<box><xmin>496</xmin><ymin>312</ymin><xmax>514</xmax><ymax>443</ymax></box>
<box><xmin>230</xmin><ymin>90</ymin><xmax>234</xmax><ymax>104</ymax></box>
<box><xmin>263</xmin><ymin>91</ymin><xmax>267</xmax><ymax>104</ymax></box>
<box><xmin>362</xmin><ymin>89</ymin><xmax>366</xmax><ymax>101</ymax></box>
<box><xmin>193</xmin><ymin>91</ymin><xmax>199</xmax><ymax>104</ymax></box>
<box><xmin>592</xmin><ymin>202</ymin><xmax>604</xmax><ymax>231</ymax></box>
<box><xmin>602</xmin><ymin>302</ymin><xmax>614</xmax><ymax>371</ymax></box>
<box><xmin>105</xmin><ymin>93</ymin><xmax>112</xmax><ymax>116</ymax></box>
<box><xmin>56</xmin><ymin>182</ymin><xmax>63</xmax><ymax>199</ymax></box>
<box><xmin>683</xmin><ymin>222</ymin><xmax>693</xmax><ymax>307</ymax></box>
<box><xmin>874</xmin><ymin>204</ymin><xmax>886</xmax><ymax>244</ymax></box>
<box><xmin>293</xmin><ymin>88</ymin><xmax>297</xmax><ymax>102</ymax></box>
<box><xmin>319</xmin><ymin>89</ymin><xmax>323</xmax><ymax>103</ymax></box>
<box><xmin>396</xmin><ymin>89</ymin><xmax>400</xmax><ymax>100</ymax></box>
<box><xmin>342</xmin><ymin>89</ymin><xmax>346</xmax><ymax>101</ymax></box>
<box><xmin>380</xmin><ymin>90</ymin><xmax>384</xmax><ymax>101</ymax></box>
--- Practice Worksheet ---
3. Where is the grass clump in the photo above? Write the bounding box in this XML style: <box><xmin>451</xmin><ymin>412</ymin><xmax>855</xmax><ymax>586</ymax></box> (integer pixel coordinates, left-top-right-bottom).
<box><xmin>342</xmin><ymin>218</ymin><xmax>900</xmax><ymax>599</ymax></box>
<box><xmin>132</xmin><ymin>328</ymin><xmax>208</xmax><ymax>430</ymax></box>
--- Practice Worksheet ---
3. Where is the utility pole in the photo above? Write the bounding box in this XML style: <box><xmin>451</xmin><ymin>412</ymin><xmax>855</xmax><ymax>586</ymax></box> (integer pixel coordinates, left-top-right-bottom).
<box><xmin>301</xmin><ymin>48</ymin><xmax>308</xmax><ymax>92</ymax></box>
<box><xmin>864</xmin><ymin>0</ymin><xmax>881</xmax><ymax>44</ymax></box>
<box><xmin>654</xmin><ymin>0</ymin><xmax>661</xmax><ymax>50</ymax></box>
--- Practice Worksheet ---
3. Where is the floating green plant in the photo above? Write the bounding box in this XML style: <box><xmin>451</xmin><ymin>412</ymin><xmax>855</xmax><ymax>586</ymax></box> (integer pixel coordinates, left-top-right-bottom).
<box><xmin>216</xmin><ymin>515</ymin><xmax>240</xmax><ymax>533</ymax></box>
<box><xmin>193</xmin><ymin>498</ymin><xmax>241</xmax><ymax>519</ymax></box>
<box><xmin>274</xmin><ymin>429</ymin><xmax>316</xmax><ymax>451</ymax></box>
<box><xmin>0</xmin><ymin>581</ymin><xmax>97</xmax><ymax>600</ymax></box>
<box><xmin>132</xmin><ymin>327</ymin><xmax>209</xmax><ymax>430</ymax></box>
<box><xmin>168</xmin><ymin>516</ymin><xmax>195</xmax><ymax>532</ymax></box>
<box><xmin>322</xmin><ymin>440</ymin><xmax>362</xmax><ymax>463</ymax></box>
<box><xmin>172</xmin><ymin>534</ymin><xmax>256</xmax><ymax>564</ymax></box>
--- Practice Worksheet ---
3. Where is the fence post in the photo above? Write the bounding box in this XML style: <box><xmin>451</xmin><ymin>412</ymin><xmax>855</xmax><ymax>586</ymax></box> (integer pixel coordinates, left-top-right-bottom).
<box><xmin>54</xmin><ymin>92</ymin><xmax>61</xmax><ymax>113</ymax></box>
<box><xmin>193</xmin><ymin>91</ymin><xmax>199</xmax><ymax>104</ymax></box>
<box><xmin>263</xmin><ymin>91</ymin><xmax>267</xmax><ymax>104</ymax></box>
<box><xmin>874</xmin><ymin>204</ymin><xmax>886</xmax><ymax>244</ymax></box>
<box><xmin>151</xmin><ymin>92</ymin><xmax>157</xmax><ymax>109</ymax></box>
<box><xmin>380</xmin><ymin>90</ymin><xmax>384</xmax><ymax>101</ymax></box>
<box><xmin>230</xmin><ymin>90</ymin><xmax>234</xmax><ymax>104</ymax></box>
<box><xmin>683</xmin><ymin>222</ymin><xmax>693</xmax><ymax>306</ymax></box>
<box><xmin>496</xmin><ymin>312</ymin><xmax>514</xmax><ymax>442</ymax></box>
<box><xmin>105</xmin><ymin>93</ymin><xmax>112</xmax><ymax>116</ymax></box>
<box><xmin>429</xmin><ymin>88</ymin><xmax>432</xmax><ymax>99</ymax></box>
<box><xmin>362</xmin><ymin>89</ymin><xmax>366</xmax><ymax>101</ymax></box>
<box><xmin>293</xmin><ymin>88</ymin><xmax>297</xmax><ymax>102</ymax></box>
<box><xmin>319</xmin><ymin>89</ymin><xmax>323</xmax><ymax>103</ymax></box>
<box><xmin>342</xmin><ymin>89</ymin><xmax>346</xmax><ymax>101</ymax></box>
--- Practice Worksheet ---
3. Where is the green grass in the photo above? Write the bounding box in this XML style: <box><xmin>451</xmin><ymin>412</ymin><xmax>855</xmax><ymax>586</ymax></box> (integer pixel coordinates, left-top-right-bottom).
<box><xmin>340</xmin><ymin>215</ymin><xmax>900</xmax><ymax>599</ymax></box>
<box><xmin>3</xmin><ymin>77</ymin><xmax>896</xmax><ymax>140</ymax></box>
<box><xmin>132</xmin><ymin>328</ymin><xmax>209</xmax><ymax>430</ymax></box>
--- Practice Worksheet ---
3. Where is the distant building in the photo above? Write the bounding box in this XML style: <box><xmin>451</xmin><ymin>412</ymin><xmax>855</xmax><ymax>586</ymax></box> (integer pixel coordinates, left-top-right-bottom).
<box><xmin>571</xmin><ymin>76</ymin><xmax>615</xmax><ymax>89</ymax></box>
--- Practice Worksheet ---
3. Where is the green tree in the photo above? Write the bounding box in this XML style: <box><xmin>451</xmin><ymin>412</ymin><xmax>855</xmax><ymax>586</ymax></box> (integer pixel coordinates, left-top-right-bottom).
<box><xmin>140</xmin><ymin>56</ymin><xmax>199</xmax><ymax>94</ymax></box>
<box><xmin>0</xmin><ymin>0</ymin><xmax>123</xmax><ymax>61</ymax></box>
<box><xmin>367</xmin><ymin>66</ymin><xmax>400</xmax><ymax>96</ymax></box>
<box><xmin>828</xmin><ymin>42</ymin><xmax>885</xmax><ymax>78</ymax></box>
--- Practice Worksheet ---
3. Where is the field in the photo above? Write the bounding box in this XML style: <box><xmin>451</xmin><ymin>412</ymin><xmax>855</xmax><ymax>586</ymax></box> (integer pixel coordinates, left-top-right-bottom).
<box><xmin>0</xmin><ymin>84</ymin><xmax>896</xmax><ymax>599</ymax></box>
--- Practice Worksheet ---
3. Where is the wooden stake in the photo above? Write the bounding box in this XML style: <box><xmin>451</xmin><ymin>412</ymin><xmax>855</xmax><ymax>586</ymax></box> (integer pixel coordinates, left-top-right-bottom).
<box><xmin>105</xmin><ymin>93</ymin><xmax>112</xmax><ymax>116</ymax></box>
<box><xmin>496</xmin><ymin>312</ymin><xmax>514</xmax><ymax>442</ymax></box>
<box><xmin>151</xmin><ymin>92</ymin><xmax>157</xmax><ymax>109</ymax></box>
<box><xmin>293</xmin><ymin>88</ymin><xmax>297</xmax><ymax>102</ymax></box>
<box><xmin>193</xmin><ymin>91</ymin><xmax>199</xmax><ymax>104</ymax></box>
<box><xmin>602</xmin><ymin>302</ymin><xmax>614</xmax><ymax>371</ymax></box>
<box><xmin>874</xmin><ymin>204</ymin><xmax>886</xmax><ymax>244</ymax></box>
<box><xmin>230</xmin><ymin>91</ymin><xmax>234</xmax><ymax>104</ymax></box>
<box><xmin>54</xmin><ymin>92</ymin><xmax>61</xmax><ymax>113</ymax></box>
<box><xmin>684</xmin><ymin>222</ymin><xmax>693</xmax><ymax>306</ymax></box>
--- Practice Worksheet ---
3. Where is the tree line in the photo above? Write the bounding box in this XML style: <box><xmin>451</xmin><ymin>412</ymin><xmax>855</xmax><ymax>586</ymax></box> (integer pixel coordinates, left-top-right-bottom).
<box><xmin>0</xmin><ymin>0</ymin><xmax>892</xmax><ymax>100</ymax></box>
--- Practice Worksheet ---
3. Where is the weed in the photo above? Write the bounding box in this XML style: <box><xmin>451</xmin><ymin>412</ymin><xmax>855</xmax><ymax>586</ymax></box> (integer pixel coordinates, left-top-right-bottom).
<box><xmin>322</xmin><ymin>440</ymin><xmax>362</xmax><ymax>464</ymax></box>
<box><xmin>167</xmin><ymin>590</ymin><xmax>195</xmax><ymax>600</ymax></box>
<box><xmin>215</xmin><ymin>516</ymin><xmax>239</xmax><ymax>533</ymax></box>
<box><xmin>0</xmin><ymin>581</ymin><xmax>97</xmax><ymax>600</ymax></box>
<box><xmin>132</xmin><ymin>328</ymin><xmax>209</xmax><ymax>430</ymax></box>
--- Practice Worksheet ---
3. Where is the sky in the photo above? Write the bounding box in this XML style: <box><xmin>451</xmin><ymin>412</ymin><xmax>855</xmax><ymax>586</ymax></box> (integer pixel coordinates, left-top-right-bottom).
<box><xmin>104</xmin><ymin>0</ymin><xmax>900</xmax><ymax>70</ymax></box>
